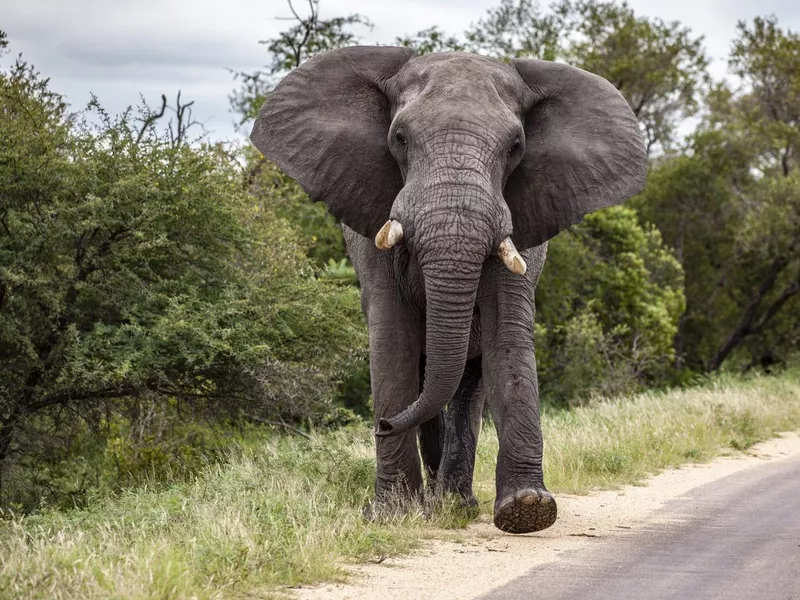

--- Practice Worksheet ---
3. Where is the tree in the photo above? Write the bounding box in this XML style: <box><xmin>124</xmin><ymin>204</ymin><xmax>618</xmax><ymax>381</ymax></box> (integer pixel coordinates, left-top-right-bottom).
<box><xmin>702</xmin><ymin>15</ymin><xmax>800</xmax><ymax>370</ymax></box>
<box><xmin>464</xmin><ymin>0</ymin><xmax>564</xmax><ymax>60</ymax></box>
<box><xmin>632</xmin><ymin>141</ymin><xmax>749</xmax><ymax>372</ymax></box>
<box><xmin>0</xmin><ymin>54</ymin><xmax>367</xmax><ymax>502</ymax></box>
<box><xmin>713</xmin><ymin>171</ymin><xmax>800</xmax><ymax>371</ymax></box>
<box><xmin>396</xmin><ymin>27</ymin><xmax>465</xmax><ymax>54</ymax></box>
<box><xmin>634</xmin><ymin>16</ymin><xmax>800</xmax><ymax>372</ymax></box>
<box><xmin>558</xmin><ymin>1</ymin><xmax>708</xmax><ymax>153</ymax></box>
<box><xmin>727</xmin><ymin>16</ymin><xmax>799</xmax><ymax>178</ymax></box>
<box><xmin>394</xmin><ymin>0</ymin><xmax>563</xmax><ymax>60</ymax></box>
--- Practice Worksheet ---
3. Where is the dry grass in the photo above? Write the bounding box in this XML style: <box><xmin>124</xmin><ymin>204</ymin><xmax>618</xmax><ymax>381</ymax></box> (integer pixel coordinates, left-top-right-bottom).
<box><xmin>2</xmin><ymin>371</ymin><xmax>800</xmax><ymax>599</ymax></box>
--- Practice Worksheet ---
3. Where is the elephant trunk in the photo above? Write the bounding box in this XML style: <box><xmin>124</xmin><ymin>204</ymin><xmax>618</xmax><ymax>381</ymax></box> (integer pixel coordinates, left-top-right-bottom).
<box><xmin>376</xmin><ymin>249</ymin><xmax>483</xmax><ymax>437</ymax></box>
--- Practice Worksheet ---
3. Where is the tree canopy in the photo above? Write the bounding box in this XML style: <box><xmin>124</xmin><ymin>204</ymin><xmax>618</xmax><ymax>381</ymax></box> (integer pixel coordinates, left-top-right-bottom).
<box><xmin>635</xmin><ymin>15</ymin><xmax>800</xmax><ymax>373</ymax></box>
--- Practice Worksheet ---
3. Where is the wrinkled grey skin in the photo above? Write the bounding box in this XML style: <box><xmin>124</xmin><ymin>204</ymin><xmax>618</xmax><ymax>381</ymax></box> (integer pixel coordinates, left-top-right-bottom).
<box><xmin>251</xmin><ymin>47</ymin><xmax>646</xmax><ymax>533</ymax></box>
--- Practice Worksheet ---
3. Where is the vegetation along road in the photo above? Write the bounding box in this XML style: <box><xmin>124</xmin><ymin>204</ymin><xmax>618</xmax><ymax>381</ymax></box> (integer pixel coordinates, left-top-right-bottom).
<box><xmin>300</xmin><ymin>432</ymin><xmax>800</xmax><ymax>600</ymax></box>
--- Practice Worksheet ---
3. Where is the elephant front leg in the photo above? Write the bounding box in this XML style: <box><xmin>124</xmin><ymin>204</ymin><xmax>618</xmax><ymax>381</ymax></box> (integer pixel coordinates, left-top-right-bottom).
<box><xmin>369</xmin><ymin>316</ymin><xmax>425</xmax><ymax>502</ymax></box>
<box><xmin>479</xmin><ymin>248</ymin><xmax>557</xmax><ymax>533</ymax></box>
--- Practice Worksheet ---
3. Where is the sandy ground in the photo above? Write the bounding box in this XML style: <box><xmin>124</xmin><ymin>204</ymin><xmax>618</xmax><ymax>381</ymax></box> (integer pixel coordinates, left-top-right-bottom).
<box><xmin>293</xmin><ymin>432</ymin><xmax>800</xmax><ymax>600</ymax></box>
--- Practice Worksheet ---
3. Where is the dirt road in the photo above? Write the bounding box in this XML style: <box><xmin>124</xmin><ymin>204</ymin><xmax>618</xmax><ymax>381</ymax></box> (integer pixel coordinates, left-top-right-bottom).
<box><xmin>296</xmin><ymin>433</ymin><xmax>800</xmax><ymax>600</ymax></box>
<box><xmin>484</xmin><ymin>452</ymin><xmax>800</xmax><ymax>600</ymax></box>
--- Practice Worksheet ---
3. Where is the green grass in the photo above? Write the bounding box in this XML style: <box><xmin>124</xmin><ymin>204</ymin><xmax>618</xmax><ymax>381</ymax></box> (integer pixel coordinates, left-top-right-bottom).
<box><xmin>3</xmin><ymin>371</ymin><xmax>800</xmax><ymax>599</ymax></box>
<box><xmin>470</xmin><ymin>370</ymin><xmax>800</xmax><ymax>506</ymax></box>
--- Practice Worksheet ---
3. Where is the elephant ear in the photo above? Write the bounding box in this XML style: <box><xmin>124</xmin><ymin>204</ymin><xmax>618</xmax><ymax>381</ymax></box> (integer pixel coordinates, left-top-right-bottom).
<box><xmin>506</xmin><ymin>59</ymin><xmax>647</xmax><ymax>250</ymax></box>
<box><xmin>250</xmin><ymin>46</ymin><xmax>415</xmax><ymax>238</ymax></box>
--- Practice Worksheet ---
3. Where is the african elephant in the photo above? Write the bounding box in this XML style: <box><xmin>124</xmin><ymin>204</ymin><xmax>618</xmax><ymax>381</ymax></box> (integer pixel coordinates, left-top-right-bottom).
<box><xmin>251</xmin><ymin>47</ymin><xmax>646</xmax><ymax>534</ymax></box>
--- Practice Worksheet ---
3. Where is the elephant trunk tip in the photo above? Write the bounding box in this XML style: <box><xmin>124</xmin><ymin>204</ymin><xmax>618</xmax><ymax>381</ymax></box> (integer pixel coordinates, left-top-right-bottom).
<box><xmin>374</xmin><ymin>418</ymin><xmax>395</xmax><ymax>437</ymax></box>
<box><xmin>375</xmin><ymin>415</ymin><xmax>416</xmax><ymax>437</ymax></box>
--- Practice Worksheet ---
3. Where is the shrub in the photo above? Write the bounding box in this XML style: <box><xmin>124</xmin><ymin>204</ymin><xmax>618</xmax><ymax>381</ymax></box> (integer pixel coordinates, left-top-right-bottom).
<box><xmin>536</xmin><ymin>206</ymin><xmax>685</xmax><ymax>405</ymax></box>
<box><xmin>0</xmin><ymin>53</ymin><xmax>367</xmax><ymax>507</ymax></box>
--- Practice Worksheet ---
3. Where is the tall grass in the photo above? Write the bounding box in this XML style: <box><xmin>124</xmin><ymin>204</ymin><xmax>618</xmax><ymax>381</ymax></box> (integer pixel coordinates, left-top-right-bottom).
<box><xmin>2</xmin><ymin>371</ymin><xmax>800</xmax><ymax>599</ymax></box>
<box><xmin>472</xmin><ymin>370</ymin><xmax>800</xmax><ymax>504</ymax></box>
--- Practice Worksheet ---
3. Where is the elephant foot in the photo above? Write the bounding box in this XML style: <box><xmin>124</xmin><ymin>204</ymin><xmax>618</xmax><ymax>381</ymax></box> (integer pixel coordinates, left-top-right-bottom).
<box><xmin>459</xmin><ymin>494</ymin><xmax>479</xmax><ymax>509</ymax></box>
<box><xmin>493</xmin><ymin>488</ymin><xmax>557</xmax><ymax>534</ymax></box>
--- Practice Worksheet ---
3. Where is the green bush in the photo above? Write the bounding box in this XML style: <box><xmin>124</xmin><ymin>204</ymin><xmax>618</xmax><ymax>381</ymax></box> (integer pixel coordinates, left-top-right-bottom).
<box><xmin>249</xmin><ymin>157</ymin><xmax>347</xmax><ymax>268</ymax></box>
<box><xmin>536</xmin><ymin>206</ymin><xmax>685</xmax><ymax>405</ymax></box>
<box><xmin>0</xmin><ymin>52</ymin><xmax>368</xmax><ymax>507</ymax></box>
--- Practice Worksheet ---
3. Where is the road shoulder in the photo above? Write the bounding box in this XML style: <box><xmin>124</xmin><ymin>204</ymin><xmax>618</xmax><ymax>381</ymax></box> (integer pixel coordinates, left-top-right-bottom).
<box><xmin>293</xmin><ymin>432</ymin><xmax>800</xmax><ymax>600</ymax></box>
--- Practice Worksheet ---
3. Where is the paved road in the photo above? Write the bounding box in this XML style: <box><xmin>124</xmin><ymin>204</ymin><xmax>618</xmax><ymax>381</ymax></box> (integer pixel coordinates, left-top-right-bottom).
<box><xmin>483</xmin><ymin>454</ymin><xmax>800</xmax><ymax>600</ymax></box>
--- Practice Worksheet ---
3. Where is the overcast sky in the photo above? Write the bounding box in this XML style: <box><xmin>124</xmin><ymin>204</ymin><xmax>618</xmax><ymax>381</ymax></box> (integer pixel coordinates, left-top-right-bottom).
<box><xmin>3</xmin><ymin>0</ymin><xmax>799</xmax><ymax>142</ymax></box>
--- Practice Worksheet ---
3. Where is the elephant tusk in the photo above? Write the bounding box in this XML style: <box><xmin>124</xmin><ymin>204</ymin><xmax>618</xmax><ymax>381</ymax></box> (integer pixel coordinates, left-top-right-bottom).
<box><xmin>497</xmin><ymin>237</ymin><xmax>527</xmax><ymax>275</ymax></box>
<box><xmin>375</xmin><ymin>220</ymin><xmax>404</xmax><ymax>250</ymax></box>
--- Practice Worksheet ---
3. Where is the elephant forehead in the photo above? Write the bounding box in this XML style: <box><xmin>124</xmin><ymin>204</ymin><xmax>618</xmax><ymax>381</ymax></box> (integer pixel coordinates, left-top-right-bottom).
<box><xmin>393</xmin><ymin>52</ymin><xmax>527</xmax><ymax>114</ymax></box>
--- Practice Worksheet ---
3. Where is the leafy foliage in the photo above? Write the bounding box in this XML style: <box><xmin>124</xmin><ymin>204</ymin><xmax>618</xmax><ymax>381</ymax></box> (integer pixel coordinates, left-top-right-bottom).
<box><xmin>634</xmin><ymin>16</ymin><xmax>800</xmax><ymax>372</ymax></box>
<box><xmin>536</xmin><ymin>207</ymin><xmax>685</xmax><ymax>404</ymax></box>
<box><xmin>558</xmin><ymin>0</ymin><xmax>709</xmax><ymax>153</ymax></box>
<box><xmin>463</xmin><ymin>0</ymin><xmax>564</xmax><ymax>60</ymax></box>
<box><xmin>396</xmin><ymin>27</ymin><xmax>466</xmax><ymax>54</ymax></box>
<box><xmin>0</xmin><ymin>53</ymin><xmax>368</xmax><ymax>503</ymax></box>
<box><xmin>249</xmin><ymin>157</ymin><xmax>346</xmax><ymax>267</ymax></box>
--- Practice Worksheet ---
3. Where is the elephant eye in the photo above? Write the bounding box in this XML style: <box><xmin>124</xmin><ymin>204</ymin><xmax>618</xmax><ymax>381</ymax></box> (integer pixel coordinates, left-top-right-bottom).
<box><xmin>509</xmin><ymin>138</ymin><xmax>522</xmax><ymax>156</ymax></box>
<box><xmin>395</xmin><ymin>131</ymin><xmax>407</xmax><ymax>145</ymax></box>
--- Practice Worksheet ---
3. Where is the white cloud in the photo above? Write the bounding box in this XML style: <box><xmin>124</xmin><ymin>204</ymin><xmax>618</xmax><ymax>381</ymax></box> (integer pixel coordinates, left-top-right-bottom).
<box><xmin>3</xmin><ymin>0</ymin><xmax>799</xmax><ymax>141</ymax></box>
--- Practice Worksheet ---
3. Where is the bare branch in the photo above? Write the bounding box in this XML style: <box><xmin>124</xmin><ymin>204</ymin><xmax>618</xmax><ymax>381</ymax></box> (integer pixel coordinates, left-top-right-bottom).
<box><xmin>750</xmin><ymin>279</ymin><xmax>800</xmax><ymax>335</ymax></box>
<box><xmin>136</xmin><ymin>94</ymin><xmax>167</xmax><ymax>144</ymax></box>
<box><xmin>168</xmin><ymin>90</ymin><xmax>200</xmax><ymax>148</ymax></box>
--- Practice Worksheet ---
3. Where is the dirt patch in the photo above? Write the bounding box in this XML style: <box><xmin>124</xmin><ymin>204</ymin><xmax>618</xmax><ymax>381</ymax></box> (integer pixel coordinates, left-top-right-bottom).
<box><xmin>293</xmin><ymin>432</ymin><xmax>800</xmax><ymax>600</ymax></box>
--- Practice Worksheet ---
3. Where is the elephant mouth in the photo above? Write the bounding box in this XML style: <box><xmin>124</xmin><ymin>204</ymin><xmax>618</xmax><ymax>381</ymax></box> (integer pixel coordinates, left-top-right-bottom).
<box><xmin>375</xmin><ymin>219</ymin><xmax>527</xmax><ymax>276</ymax></box>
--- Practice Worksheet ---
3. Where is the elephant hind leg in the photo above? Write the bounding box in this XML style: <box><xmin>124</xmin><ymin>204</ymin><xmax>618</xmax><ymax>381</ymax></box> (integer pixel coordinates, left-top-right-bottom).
<box><xmin>417</xmin><ymin>355</ymin><xmax>484</xmax><ymax>506</ymax></box>
<box><xmin>419</xmin><ymin>413</ymin><xmax>444</xmax><ymax>486</ymax></box>
<box><xmin>437</xmin><ymin>356</ymin><xmax>484</xmax><ymax>506</ymax></box>
<box><xmin>418</xmin><ymin>355</ymin><xmax>444</xmax><ymax>487</ymax></box>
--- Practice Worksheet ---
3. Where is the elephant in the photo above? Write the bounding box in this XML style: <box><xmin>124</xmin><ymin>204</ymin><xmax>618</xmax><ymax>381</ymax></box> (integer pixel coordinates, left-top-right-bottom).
<box><xmin>251</xmin><ymin>47</ymin><xmax>646</xmax><ymax>534</ymax></box>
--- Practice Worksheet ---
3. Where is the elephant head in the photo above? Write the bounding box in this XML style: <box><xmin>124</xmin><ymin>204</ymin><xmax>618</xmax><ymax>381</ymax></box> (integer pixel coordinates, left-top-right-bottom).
<box><xmin>251</xmin><ymin>47</ymin><xmax>646</xmax><ymax>436</ymax></box>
